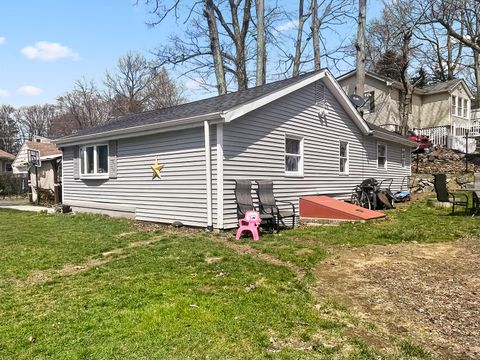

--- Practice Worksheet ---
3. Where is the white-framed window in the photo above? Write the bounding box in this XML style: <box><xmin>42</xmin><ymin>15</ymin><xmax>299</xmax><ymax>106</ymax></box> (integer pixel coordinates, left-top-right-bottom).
<box><xmin>377</xmin><ymin>142</ymin><xmax>387</xmax><ymax>170</ymax></box>
<box><xmin>363</xmin><ymin>91</ymin><xmax>375</xmax><ymax>113</ymax></box>
<box><xmin>463</xmin><ymin>98</ymin><xmax>469</xmax><ymax>118</ymax></box>
<box><xmin>80</xmin><ymin>144</ymin><xmax>109</xmax><ymax>178</ymax></box>
<box><xmin>452</xmin><ymin>96</ymin><xmax>457</xmax><ymax>115</ymax></box>
<box><xmin>401</xmin><ymin>148</ymin><xmax>406</xmax><ymax>168</ymax></box>
<box><xmin>285</xmin><ymin>135</ymin><xmax>303</xmax><ymax>176</ymax></box>
<box><xmin>339</xmin><ymin>141</ymin><xmax>349</xmax><ymax>174</ymax></box>
<box><xmin>458</xmin><ymin>97</ymin><xmax>464</xmax><ymax>117</ymax></box>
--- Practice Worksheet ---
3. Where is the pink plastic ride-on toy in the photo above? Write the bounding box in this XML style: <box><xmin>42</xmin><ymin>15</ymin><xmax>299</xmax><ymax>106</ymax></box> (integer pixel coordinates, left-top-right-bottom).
<box><xmin>235</xmin><ymin>210</ymin><xmax>261</xmax><ymax>241</ymax></box>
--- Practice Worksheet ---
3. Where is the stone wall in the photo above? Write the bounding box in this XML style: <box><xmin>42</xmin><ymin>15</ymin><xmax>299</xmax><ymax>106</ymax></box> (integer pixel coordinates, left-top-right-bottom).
<box><xmin>410</xmin><ymin>173</ymin><xmax>474</xmax><ymax>194</ymax></box>
<box><xmin>411</xmin><ymin>148</ymin><xmax>480</xmax><ymax>175</ymax></box>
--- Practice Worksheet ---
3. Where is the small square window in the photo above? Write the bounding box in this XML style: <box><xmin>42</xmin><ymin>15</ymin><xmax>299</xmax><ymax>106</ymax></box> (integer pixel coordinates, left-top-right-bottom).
<box><xmin>339</xmin><ymin>141</ymin><xmax>349</xmax><ymax>174</ymax></box>
<box><xmin>285</xmin><ymin>136</ymin><xmax>303</xmax><ymax>176</ymax></box>
<box><xmin>377</xmin><ymin>143</ymin><xmax>387</xmax><ymax>170</ymax></box>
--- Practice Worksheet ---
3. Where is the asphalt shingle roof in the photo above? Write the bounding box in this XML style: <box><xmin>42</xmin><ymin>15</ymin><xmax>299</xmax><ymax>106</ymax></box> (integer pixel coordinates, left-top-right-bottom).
<box><xmin>26</xmin><ymin>141</ymin><xmax>62</xmax><ymax>158</ymax></box>
<box><xmin>0</xmin><ymin>149</ymin><xmax>15</xmax><ymax>160</ymax></box>
<box><xmin>365</xmin><ymin>121</ymin><xmax>407</xmax><ymax>141</ymax></box>
<box><xmin>63</xmin><ymin>70</ymin><xmax>324</xmax><ymax>139</ymax></box>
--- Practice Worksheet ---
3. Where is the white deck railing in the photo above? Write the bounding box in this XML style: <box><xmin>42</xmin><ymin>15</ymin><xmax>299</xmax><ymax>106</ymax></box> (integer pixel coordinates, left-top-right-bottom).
<box><xmin>415</xmin><ymin>122</ymin><xmax>478</xmax><ymax>152</ymax></box>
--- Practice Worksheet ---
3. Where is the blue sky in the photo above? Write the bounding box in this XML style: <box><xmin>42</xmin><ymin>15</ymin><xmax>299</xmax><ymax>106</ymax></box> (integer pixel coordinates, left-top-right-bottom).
<box><xmin>0</xmin><ymin>0</ymin><xmax>384</xmax><ymax>107</ymax></box>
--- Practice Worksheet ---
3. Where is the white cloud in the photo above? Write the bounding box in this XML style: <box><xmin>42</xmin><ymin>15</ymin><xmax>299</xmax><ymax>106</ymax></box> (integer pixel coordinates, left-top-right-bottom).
<box><xmin>0</xmin><ymin>37</ymin><xmax>6</xmax><ymax>45</ymax></box>
<box><xmin>21</xmin><ymin>41</ymin><xmax>80</xmax><ymax>62</ymax></box>
<box><xmin>276</xmin><ymin>20</ymin><xmax>298</xmax><ymax>32</ymax></box>
<box><xmin>0</xmin><ymin>89</ymin><xmax>10</xmax><ymax>97</ymax></box>
<box><xmin>17</xmin><ymin>85</ymin><xmax>43</xmax><ymax>96</ymax></box>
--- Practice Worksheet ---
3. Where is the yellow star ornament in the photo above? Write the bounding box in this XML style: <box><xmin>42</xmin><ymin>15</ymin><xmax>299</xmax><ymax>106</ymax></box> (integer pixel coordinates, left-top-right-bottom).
<box><xmin>151</xmin><ymin>158</ymin><xmax>164</xmax><ymax>180</ymax></box>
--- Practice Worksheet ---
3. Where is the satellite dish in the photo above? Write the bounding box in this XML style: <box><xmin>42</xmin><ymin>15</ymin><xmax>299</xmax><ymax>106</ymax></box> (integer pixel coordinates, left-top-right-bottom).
<box><xmin>350</xmin><ymin>94</ymin><xmax>366</xmax><ymax>108</ymax></box>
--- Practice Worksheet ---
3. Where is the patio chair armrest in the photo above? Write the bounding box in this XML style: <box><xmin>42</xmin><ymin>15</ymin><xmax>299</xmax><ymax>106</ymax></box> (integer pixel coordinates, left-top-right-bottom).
<box><xmin>449</xmin><ymin>192</ymin><xmax>468</xmax><ymax>203</ymax></box>
<box><xmin>277</xmin><ymin>200</ymin><xmax>296</xmax><ymax>214</ymax></box>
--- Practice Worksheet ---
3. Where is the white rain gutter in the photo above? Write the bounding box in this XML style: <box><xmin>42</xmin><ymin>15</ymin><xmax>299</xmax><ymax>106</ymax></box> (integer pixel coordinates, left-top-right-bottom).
<box><xmin>204</xmin><ymin>120</ymin><xmax>213</xmax><ymax>231</ymax></box>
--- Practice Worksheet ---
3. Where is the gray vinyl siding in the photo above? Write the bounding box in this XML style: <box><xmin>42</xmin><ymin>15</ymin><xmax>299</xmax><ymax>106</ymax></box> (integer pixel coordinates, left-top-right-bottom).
<box><xmin>63</xmin><ymin>126</ymin><xmax>217</xmax><ymax>227</ymax></box>
<box><xmin>221</xmin><ymin>81</ymin><xmax>411</xmax><ymax>229</ymax></box>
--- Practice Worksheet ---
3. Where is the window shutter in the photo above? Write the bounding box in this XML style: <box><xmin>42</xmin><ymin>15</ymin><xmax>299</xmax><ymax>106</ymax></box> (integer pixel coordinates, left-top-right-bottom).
<box><xmin>108</xmin><ymin>140</ymin><xmax>118</xmax><ymax>179</ymax></box>
<box><xmin>73</xmin><ymin>146</ymin><xmax>80</xmax><ymax>180</ymax></box>
<box><xmin>369</xmin><ymin>91</ymin><xmax>375</xmax><ymax>112</ymax></box>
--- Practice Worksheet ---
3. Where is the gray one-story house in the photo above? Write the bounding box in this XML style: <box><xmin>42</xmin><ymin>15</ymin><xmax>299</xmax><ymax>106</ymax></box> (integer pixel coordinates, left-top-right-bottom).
<box><xmin>55</xmin><ymin>69</ymin><xmax>415</xmax><ymax>230</ymax></box>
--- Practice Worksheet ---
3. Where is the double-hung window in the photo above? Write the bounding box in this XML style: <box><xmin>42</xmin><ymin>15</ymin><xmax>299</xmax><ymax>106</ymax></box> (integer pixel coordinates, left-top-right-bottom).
<box><xmin>377</xmin><ymin>142</ymin><xmax>387</xmax><ymax>170</ymax></box>
<box><xmin>458</xmin><ymin>97</ymin><xmax>464</xmax><ymax>117</ymax></box>
<box><xmin>463</xmin><ymin>99</ymin><xmax>469</xmax><ymax>118</ymax></box>
<box><xmin>339</xmin><ymin>141</ymin><xmax>349</xmax><ymax>174</ymax></box>
<box><xmin>285</xmin><ymin>135</ymin><xmax>303</xmax><ymax>176</ymax></box>
<box><xmin>452</xmin><ymin>96</ymin><xmax>457</xmax><ymax>115</ymax></box>
<box><xmin>80</xmin><ymin>144</ymin><xmax>109</xmax><ymax>178</ymax></box>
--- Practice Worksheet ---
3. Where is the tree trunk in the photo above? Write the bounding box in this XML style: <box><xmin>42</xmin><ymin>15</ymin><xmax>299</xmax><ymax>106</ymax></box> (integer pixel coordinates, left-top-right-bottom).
<box><xmin>293</xmin><ymin>0</ymin><xmax>305</xmax><ymax>77</ymax></box>
<box><xmin>474</xmin><ymin>51</ymin><xmax>480</xmax><ymax>106</ymax></box>
<box><xmin>205</xmin><ymin>0</ymin><xmax>227</xmax><ymax>95</ymax></box>
<box><xmin>255</xmin><ymin>0</ymin><xmax>266</xmax><ymax>86</ymax></box>
<box><xmin>355</xmin><ymin>0</ymin><xmax>366</xmax><ymax>97</ymax></box>
<box><xmin>311</xmin><ymin>0</ymin><xmax>321</xmax><ymax>70</ymax></box>
<box><xmin>228</xmin><ymin>0</ymin><xmax>251</xmax><ymax>90</ymax></box>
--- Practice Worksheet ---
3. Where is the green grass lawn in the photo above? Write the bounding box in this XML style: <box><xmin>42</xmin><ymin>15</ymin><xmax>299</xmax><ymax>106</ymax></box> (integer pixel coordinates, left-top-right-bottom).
<box><xmin>1</xmin><ymin>201</ymin><xmax>477</xmax><ymax>359</ymax></box>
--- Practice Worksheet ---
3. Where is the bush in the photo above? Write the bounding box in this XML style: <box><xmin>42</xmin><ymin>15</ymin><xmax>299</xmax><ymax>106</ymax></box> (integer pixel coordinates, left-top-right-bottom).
<box><xmin>0</xmin><ymin>174</ymin><xmax>28</xmax><ymax>198</ymax></box>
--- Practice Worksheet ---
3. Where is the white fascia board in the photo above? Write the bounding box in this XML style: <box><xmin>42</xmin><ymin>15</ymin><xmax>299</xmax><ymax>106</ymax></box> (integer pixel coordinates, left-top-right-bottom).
<box><xmin>322</xmin><ymin>71</ymin><xmax>372</xmax><ymax>135</ymax></box>
<box><xmin>40</xmin><ymin>154</ymin><xmax>62</xmax><ymax>161</ymax></box>
<box><xmin>371</xmin><ymin>131</ymin><xmax>417</xmax><ymax>147</ymax></box>
<box><xmin>449</xmin><ymin>80</ymin><xmax>475</xmax><ymax>100</ymax></box>
<box><xmin>54</xmin><ymin>112</ymin><xmax>222</xmax><ymax>147</ymax></box>
<box><xmin>223</xmin><ymin>71</ymin><xmax>328</xmax><ymax>122</ymax></box>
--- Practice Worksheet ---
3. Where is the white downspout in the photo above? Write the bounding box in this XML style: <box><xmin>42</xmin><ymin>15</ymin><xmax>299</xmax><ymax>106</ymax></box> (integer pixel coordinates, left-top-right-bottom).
<box><xmin>204</xmin><ymin>120</ymin><xmax>213</xmax><ymax>231</ymax></box>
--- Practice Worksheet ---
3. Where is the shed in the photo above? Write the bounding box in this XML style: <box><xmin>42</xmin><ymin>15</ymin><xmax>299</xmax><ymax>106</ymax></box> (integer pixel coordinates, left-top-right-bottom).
<box><xmin>12</xmin><ymin>138</ymin><xmax>63</xmax><ymax>203</ymax></box>
<box><xmin>56</xmin><ymin>69</ymin><xmax>415</xmax><ymax>229</ymax></box>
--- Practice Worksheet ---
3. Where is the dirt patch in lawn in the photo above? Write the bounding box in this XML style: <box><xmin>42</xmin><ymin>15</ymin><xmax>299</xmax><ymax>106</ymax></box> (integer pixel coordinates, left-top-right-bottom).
<box><xmin>20</xmin><ymin>236</ymin><xmax>164</xmax><ymax>286</ymax></box>
<box><xmin>314</xmin><ymin>238</ymin><xmax>480</xmax><ymax>359</ymax></box>
<box><xmin>214</xmin><ymin>238</ymin><xmax>306</xmax><ymax>279</ymax></box>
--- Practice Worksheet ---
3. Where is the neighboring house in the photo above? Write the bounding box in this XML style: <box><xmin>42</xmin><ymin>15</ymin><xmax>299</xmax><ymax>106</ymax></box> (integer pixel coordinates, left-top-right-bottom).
<box><xmin>55</xmin><ymin>69</ymin><xmax>414</xmax><ymax>230</ymax></box>
<box><xmin>337</xmin><ymin>70</ymin><xmax>475</xmax><ymax>137</ymax></box>
<box><xmin>12</xmin><ymin>137</ymin><xmax>63</xmax><ymax>203</ymax></box>
<box><xmin>0</xmin><ymin>150</ymin><xmax>15</xmax><ymax>174</ymax></box>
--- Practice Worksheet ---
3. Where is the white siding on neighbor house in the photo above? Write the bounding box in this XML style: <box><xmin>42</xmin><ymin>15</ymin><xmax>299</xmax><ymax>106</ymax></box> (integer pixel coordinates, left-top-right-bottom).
<box><xmin>63</xmin><ymin>126</ymin><xmax>217</xmax><ymax>227</ymax></box>
<box><xmin>221</xmin><ymin>81</ymin><xmax>411</xmax><ymax>229</ymax></box>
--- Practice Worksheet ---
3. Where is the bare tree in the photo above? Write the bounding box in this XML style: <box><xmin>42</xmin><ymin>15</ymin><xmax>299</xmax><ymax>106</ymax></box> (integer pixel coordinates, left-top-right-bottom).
<box><xmin>311</xmin><ymin>0</ymin><xmax>321</xmax><ymax>70</ymax></box>
<box><xmin>255</xmin><ymin>0</ymin><xmax>266</xmax><ymax>85</ymax></box>
<box><xmin>105</xmin><ymin>52</ymin><xmax>184</xmax><ymax>114</ymax></box>
<box><xmin>0</xmin><ymin>105</ymin><xmax>20</xmax><ymax>153</ymax></box>
<box><xmin>57</xmin><ymin>79</ymin><xmax>112</xmax><ymax>130</ymax></box>
<box><xmin>17</xmin><ymin>104</ymin><xmax>58</xmax><ymax>141</ymax></box>
<box><xmin>355</xmin><ymin>0</ymin><xmax>366</xmax><ymax>97</ymax></box>
<box><xmin>292</xmin><ymin>0</ymin><xmax>309</xmax><ymax>76</ymax></box>
<box><xmin>205</xmin><ymin>0</ymin><xmax>227</xmax><ymax>94</ymax></box>
<box><xmin>414</xmin><ymin>22</ymin><xmax>464</xmax><ymax>82</ymax></box>
<box><xmin>427</xmin><ymin>0</ymin><xmax>480</xmax><ymax>104</ymax></box>
<box><xmin>366</xmin><ymin>1</ymin><xmax>426</xmax><ymax>135</ymax></box>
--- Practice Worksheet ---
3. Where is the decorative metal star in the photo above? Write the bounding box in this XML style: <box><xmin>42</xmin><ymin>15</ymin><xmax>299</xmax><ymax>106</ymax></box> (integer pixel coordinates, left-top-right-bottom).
<box><xmin>151</xmin><ymin>158</ymin><xmax>164</xmax><ymax>179</ymax></box>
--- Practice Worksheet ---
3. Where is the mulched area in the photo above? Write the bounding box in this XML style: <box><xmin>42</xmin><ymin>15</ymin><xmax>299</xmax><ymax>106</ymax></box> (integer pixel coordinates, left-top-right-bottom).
<box><xmin>314</xmin><ymin>238</ymin><xmax>480</xmax><ymax>359</ymax></box>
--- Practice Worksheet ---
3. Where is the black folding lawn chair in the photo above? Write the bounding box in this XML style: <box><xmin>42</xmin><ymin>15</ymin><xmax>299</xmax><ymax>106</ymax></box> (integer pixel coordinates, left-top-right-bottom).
<box><xmin>433</xmin><ymin>173</ymin><xmax>468</xmax><ymax>215</ymax></box>
<box><xmin>255</xmin><ymin>180</ymin><xmax>295</xmax><ymax>231</ymax></box>
<box><xmin>235</xmin><ymin>179</ymin><xmax>274</xmax><ymax>230</ymax></box>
